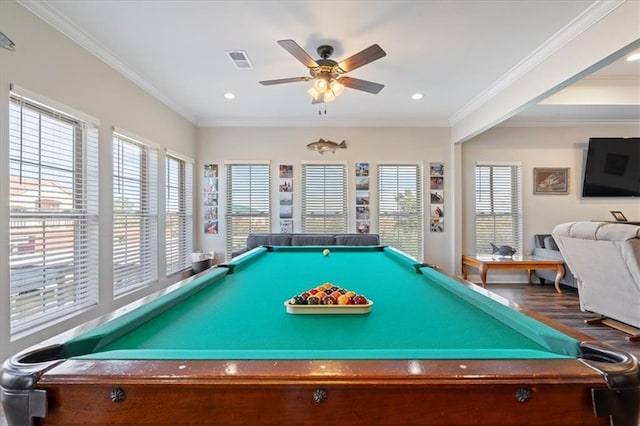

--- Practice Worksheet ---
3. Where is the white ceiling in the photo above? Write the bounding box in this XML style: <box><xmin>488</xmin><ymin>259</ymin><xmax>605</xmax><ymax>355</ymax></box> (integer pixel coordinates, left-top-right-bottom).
<box><xmin>19</xmin><ymin>0</ymin><xmax>640</xmax><ymax>130</ymax></box>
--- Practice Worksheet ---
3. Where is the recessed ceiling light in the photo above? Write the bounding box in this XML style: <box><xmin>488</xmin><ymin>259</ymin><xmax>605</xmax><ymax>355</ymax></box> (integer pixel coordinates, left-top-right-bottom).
<box><xmin>224</xmin><ymin>93</ymin><xmax>236</xmax><ymax>100</ymax></box>
<box><xmin>411</xmin><ymin>93</ymin><xmax>423</xmax><ymax>100</ymax></box>
<box><xmin>626</xmin><ymin>52</ymin><xmax>640</xmax><ymax>62</ymax></box>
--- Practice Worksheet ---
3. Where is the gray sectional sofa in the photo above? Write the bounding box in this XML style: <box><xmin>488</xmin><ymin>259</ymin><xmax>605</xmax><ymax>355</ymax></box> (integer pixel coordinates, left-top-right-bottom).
<box><xmin>532</xmin><ymin>234</ymin><xmax>578</xmax><ymax>289</ymax></box>
<box><xmin>232</xmin><ymin>233</ymin><xmax>380</xmax><ymax>258</ymax></box>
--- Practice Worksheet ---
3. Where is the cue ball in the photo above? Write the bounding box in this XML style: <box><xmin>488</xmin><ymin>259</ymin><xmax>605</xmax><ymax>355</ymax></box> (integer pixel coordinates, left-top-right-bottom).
<box><xmin>323</xmin><ymin>249</ymin><xmax>330</xmax><ymax>256</ymax></box>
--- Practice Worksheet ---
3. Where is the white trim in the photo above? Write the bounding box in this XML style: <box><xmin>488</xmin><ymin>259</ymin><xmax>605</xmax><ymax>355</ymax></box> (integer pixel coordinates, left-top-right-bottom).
<box><xmin>449</xmin><ymin>0</ymin><xmax>625</xmax><ymax>125</ymax></box>
<box><xmin>10</xmin><ymin>83</ymin><xmax>100</xmax><ymax>125</ymax></box>
<box><xmin>499</xmin><ymin>119</ymin><xmax>640</xmax><ymax>128</ymax></box>
<box><xmin>17</xmin><ymin>0</ymin><xmax>197</xmax><ymax>124</ymax></box>
<box><xmin>165</xmin><ymin>149</ymin><xmax>194</xmax><ymax>164</ymax></box>
<box><xmin>199</xmin><ymin>119</ymin><xmax>451</xmax><ymax>128</ymax></box>
<box><xmin>475</xmin><ymin>161</ymin><xmax>522</xmax><ymax>166</ymax></box>
<box><xmin>223</xmin><ymin>160</ymin><xmax>271</xmax><ymax>165</ymax></box>
<box><xmin>301</xmin><ymin>160</ymin><xmax>348</xmax><ymax>165</ymax></box>
<box><xmin>377</xmin><ymin>161</ymin><xmax>424</xmax><ymax>166</ymax></box>
<box><xmin>113</xmin><ymin>126</ymin><xmax>160</xmax><ymax>150</ymax></box>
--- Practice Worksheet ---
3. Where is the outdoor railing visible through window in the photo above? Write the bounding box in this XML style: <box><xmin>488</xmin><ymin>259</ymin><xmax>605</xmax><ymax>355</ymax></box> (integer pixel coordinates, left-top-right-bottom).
<box><xmin>166</xmin><ymin>153</ymin><xmax>193</xmax><ymax>275</ymax></box>
<box><xmin>225</xmin><ymin>163</ymin><xmax>271</xmax><ymax>255</ymax></box>
<box><xmin>301</xmin><ymin>163</ymin><xmax>347</xmax><ymax>233</ymax></box>
<box><xmin>377</xmin><ymin>164</ymin><xmax>423</xmax><ymax>260</ymax></box>
<box><xmin>474</xmin><ymin>163</ymin><xmax>522</xmax><ymax>255</ymax></box>
<box><xmin>8</xmin><ymin>88</ymin><xmax>99</xmax><ymax>335</ymax></box>
<box><xmin>113</xmin><ymin>130</ymin><xmax>158</xmax><ymax>296</ymax></box>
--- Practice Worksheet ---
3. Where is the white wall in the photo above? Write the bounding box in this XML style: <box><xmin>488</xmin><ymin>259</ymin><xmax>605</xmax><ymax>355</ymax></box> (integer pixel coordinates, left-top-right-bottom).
<box><xmin>196</xmin><ymin>126</ymin><xmax>453</xmax><ymax>267</ymax></box>
<box><xmin>0</xmin><ymin>1</ymin><xmax>197</xmax><ymax>360</ymax></box>
<box><xmin>461</xmin><ymin>125</ymin><xmax>640</xmax><ymax>259</ymax></box>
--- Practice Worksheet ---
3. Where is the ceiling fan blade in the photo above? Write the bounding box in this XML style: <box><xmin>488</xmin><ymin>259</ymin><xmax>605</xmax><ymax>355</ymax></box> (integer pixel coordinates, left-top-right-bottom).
<box><xmin>338</xmin><ymin>44</ymin><xmax>386</xmax><ymax>73</ymax></box>
<box><xmin>311</xmin><ymin>97</ymin><xmax>324</xmax><ymax>105</ymax></box>
<box><xmin>339</xmin><ymin>77</ymin><xmax>384</xmax><ymax>94</ymax></box>
<box><xmin>277</xmin><ymin>39</ymin><xmax>319</xmax><ymax>68</ymax></box>
<box><xmin>259</xmin><ymin>77</ymin><xmax>312</xmax><ymax>85</ymax></box>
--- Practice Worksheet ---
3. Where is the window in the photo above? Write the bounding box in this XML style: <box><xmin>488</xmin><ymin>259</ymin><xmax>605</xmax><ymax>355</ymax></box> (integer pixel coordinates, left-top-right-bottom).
<box><xmin>474</xmin><ymin>163</ymin><xmax>522</xmax><ymax>254</ymax></box>
<box><xmin>113</xmin><ymin>131</ymin><xmax>158</xmax><ymax>296</ymax></box>
<box><xmin>378</xmin><ymin>164</ymin><xmax>423</xmax><ymax>260</ymax></box>
<box><xmin>165</xmin><ymin>153</ymin><xmax>193</xmax><ymax>275</ymax></box>
<box><xmin>301</xmin><ymin>164</ymin><xmax>347</xmax><ymax>233</ymax></box>
<box><xmin>226</xmin><ymin>163</ymin><xmax>271</xmax><ymax>255</ymax></box>
<box><xmin>9</xmin><ymin>90</ymin><xmax>99</xmax><ymax>335</ymax></box>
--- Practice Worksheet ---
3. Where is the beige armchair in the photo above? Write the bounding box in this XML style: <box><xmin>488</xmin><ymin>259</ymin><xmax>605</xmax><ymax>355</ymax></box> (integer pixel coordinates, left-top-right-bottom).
<box><xmin>552</xmin><ymin>221</ymin><xmax>640</xmax><ymax>340</ymax></box>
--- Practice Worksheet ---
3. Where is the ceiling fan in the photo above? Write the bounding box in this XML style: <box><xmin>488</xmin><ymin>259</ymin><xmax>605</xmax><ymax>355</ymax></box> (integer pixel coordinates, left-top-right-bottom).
<box><xmin>259</xmin><ymin>39</ymin><xmax>386</xmax><ymax>104</ymax></box>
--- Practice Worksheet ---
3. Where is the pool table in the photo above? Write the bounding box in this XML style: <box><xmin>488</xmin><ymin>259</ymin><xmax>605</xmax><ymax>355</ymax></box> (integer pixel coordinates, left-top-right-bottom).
<box><xmin>2</xmin><ymin>246</ymin><xmax>639</xmax><ymax>425</ymax></box>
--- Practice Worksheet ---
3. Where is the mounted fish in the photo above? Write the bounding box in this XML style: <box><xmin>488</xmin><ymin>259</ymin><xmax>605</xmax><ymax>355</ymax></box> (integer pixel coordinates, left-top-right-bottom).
<box><xmin>490</xmin><ymin>243</ymin><xmax>516</xmax><ymax>257</ymax></box>
<box><xmin>307</xmin><ymin>139</ymin><xmax>347</xmax><ymax>155</ymax></box>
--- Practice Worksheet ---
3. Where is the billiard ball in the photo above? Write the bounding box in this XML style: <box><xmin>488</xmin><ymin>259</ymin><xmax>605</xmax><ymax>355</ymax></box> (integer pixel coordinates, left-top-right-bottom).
<box><xmin>352</xmin><ymin>295</ymin><xmax>368</xmax><ymax>305</ymax></box>
<box><xmin>291</xmin><ymin>296</ymin><xmax>307</xmax><ymax>305</ymax></box>
<box><xmin>323</xmin><ymin>249</ymin><xmax>330</xmax><ymax>256</ymax></box>
<box><xmin>322</xmin><ymin>296</ymin><xmax>337</xmax><ymax>305</ymax></box>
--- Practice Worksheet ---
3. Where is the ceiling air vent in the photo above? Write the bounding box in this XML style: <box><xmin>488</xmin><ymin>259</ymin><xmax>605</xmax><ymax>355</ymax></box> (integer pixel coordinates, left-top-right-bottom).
<box><xmin>226</xmin><ymin>50</ymin><xmax>253</xmax><ymax>69</ymax></box>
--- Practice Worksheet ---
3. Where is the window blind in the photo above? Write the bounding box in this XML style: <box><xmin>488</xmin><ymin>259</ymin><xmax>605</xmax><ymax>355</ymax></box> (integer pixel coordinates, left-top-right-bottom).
<box><xmin>378</xmin><ymin>164</ymin><xmax>423</xmax><ymax>260</ymax></box>
<box><xmin>474</xmin><ymin>163</ymin><xmax>523</xmax><ymax>254</ymax></box>
<box><xmin>165</xmin><ymin>154</ymin><xmax>193</xmax><ymax>275</ymax></box>
<box><xmin>225</xmin><ymin>163</ymin><xmax>271</xmax><ymax>255</ymax></box>
<box><xmin>9</xmin><ymin>92</ymin><xmax>99</xmax><ymax>335</ymax></box>
<box><xmin>301</xmin><ymin>164</ymin><xmax>347</xmax><ymax>233</ymax></box>
<box><xmin>113</xmin><ymin>131</ymin><xmax>158</xmax><ymax>296</ymax></box>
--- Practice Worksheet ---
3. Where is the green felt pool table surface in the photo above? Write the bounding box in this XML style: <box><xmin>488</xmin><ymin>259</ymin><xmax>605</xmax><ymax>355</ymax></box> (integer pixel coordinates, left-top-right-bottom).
<box><xmin>65</xmin><ymin>246</ymin><xmax>578</xmax><ymax>360</ymax></box>
<box><xmin>4</xmin><ymin>246</ymin><xmax>639</xmax><ymax>426</ymax></box>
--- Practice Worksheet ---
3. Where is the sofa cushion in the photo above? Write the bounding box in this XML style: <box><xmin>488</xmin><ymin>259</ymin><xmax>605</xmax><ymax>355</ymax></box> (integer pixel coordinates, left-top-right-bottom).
<box><xmin>335</xmin><ymin>234</ymin><xmax>380</xmax><ymax>245</ymax></box>
<box><xmin>291</xmin><ymin>235</ymin><xmax>336</xmax><ymax>246</ymax></box>
<box><xmin>543</xmin><ymin>236</ymin><xmax>559</xmax><ymax>251</ymax></box>
<box><xmin>247</xmin><ymin>234</ymin><xmax>292</xmax><ymax>249</ymax></box>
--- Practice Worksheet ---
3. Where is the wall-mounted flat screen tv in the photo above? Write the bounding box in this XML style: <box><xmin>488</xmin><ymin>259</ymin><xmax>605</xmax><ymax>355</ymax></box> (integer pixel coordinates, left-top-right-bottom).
<box><xmin>582</xmin><ymin>137</ymin><xmax>639</xmax><ymax>197</ymax></box>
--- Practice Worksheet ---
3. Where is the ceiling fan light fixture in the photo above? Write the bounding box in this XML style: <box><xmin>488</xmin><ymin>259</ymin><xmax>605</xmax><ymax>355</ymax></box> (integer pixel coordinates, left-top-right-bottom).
<box><xmin>307</xmin><ymin>87</ymin><xmax>321</xmax><ymax>100</ymax></box>
<box><xmin>323</xmin><ymin>91</ymin><xmax>336</xmax><ymax>103</ymax></box>
<box><xmin>330</xmin><ymin>79</ymin><xmax>344</xmax><ymax>96</ymax></box>
<box><xmin>313</xmin><ymin>78</ymin><xmax>329</xmax><ymax>93</ymax></box>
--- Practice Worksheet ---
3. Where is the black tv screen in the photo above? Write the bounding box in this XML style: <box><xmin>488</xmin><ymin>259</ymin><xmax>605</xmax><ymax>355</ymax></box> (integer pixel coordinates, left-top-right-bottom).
<box><xmin>582</xmin><ymin>137</ymin><xmax>640</xmax><ymax>197</ymax></box>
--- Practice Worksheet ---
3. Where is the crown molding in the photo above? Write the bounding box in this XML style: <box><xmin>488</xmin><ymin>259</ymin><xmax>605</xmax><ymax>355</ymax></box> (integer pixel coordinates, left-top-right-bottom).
<box><xmin>498</xmin><ymin>118</ymin><xmax>640</xmax><ymax>128</ymax></box>
<box><xmin>449</xmin><ymin>0</ymin><xmax>626</xmax><ymax>125</ymax></box>
<box><xmin>196</xmin><ymin>118</ymin><xmax>451</xmax><ymax>128</ymax></box>
<box><xmin>17</xmin><ymin>0</ymin><xmax>197</xmax><ymax>124</ymax></box>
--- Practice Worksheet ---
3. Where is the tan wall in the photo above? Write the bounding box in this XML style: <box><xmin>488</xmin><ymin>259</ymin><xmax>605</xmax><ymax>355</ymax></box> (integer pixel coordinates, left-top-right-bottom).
<box><xmin>461</xmin><ymin>125</ymin><xmax>640</xmax><ymax>257</ymax></box>
<box><xmin>196</xmin><ymin>126</ymin><xmax>453</xmax><ymax>267</ymax></box>
<box><xmin>0</xmin><ymin>1</ymin><xmax>196</xmax><ymax>360</ymax></box>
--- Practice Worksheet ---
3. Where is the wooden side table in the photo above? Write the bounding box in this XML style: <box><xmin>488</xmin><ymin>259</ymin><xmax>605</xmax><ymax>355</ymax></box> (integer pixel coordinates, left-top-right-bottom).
<box><xmin>461</xmin><ymin>254</ymin><xmax>566</xmax><ymax>293</ymax></box>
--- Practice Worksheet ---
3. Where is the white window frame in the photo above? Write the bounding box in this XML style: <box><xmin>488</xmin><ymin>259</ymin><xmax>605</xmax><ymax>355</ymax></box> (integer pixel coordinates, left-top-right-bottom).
<box><xmin>377</xmin><ymin>163</ymin><xmax>423</xmax><ymax>260</ymax></box>
<box><xmin>112</xmin><ymin>129</ymin><xmax>159</xmax><ymax>296</ymax></box>
<box><xmin>474</xmin><ymin>162</ymin><xmax>523</xmax><ymax>255</ymax></box>
<box><xmin>165</xmin><ymin>151</ymin><xmax>193</xmax><ymax>275</ymax></box>
<box><xmin>225</xmin><ymin>162</ymin><xmax>271</xmax><ymax>256</ymax></box>
<box><xmin>301</xmin><ymin>162</ymin><xmax>347</xmax><ymax>234</ymax></box>
<box><xmin>8</xmin><ymin>87</ymin><xmax>100</xmax><ymax>335</ymax></box>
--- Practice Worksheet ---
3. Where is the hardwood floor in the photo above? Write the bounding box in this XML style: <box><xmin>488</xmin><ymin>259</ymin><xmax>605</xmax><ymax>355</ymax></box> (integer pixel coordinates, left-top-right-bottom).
<box><xmin>488</xmin><ymin>282</ymin><xmax>640</xmax><ymax>358</ymax></box>
<box><xmin>0</xmin><ymin>283</ymin><xmax>637</xmax><ymax>426</ymax></box>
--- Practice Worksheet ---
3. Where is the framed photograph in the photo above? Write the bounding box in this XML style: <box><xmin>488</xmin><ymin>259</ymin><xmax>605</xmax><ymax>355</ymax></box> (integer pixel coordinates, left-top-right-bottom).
<box><xmin>610</xmin><ymin>211</ymin><xmax>627</xmax><ymax>222</ymax></box>
<box><xmin>533</xmin><ymin>168</ymin><xmax>569</xmax><ymax>195</ymax></box>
